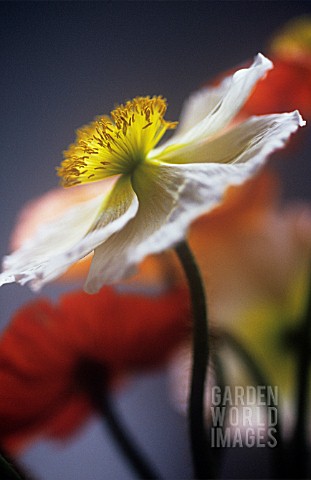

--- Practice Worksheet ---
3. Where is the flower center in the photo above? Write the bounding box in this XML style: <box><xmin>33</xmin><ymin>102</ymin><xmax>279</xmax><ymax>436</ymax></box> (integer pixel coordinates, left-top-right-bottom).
<box><xmin>57</xmin><ymin>96</ymin><xmax>178</xmax><ymax>187</ymax></box>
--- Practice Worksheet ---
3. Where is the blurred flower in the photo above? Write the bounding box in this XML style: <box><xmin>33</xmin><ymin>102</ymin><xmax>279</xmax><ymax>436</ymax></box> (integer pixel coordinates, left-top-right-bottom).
<box><xmin>0</xmin><ymin>286</ymin><xmax>190</xmax><ymax>453</ymax></box>
<box><xmin>192</xmin><ymin>181</ymin><xmax>311</xmax><ymax>406</ymax></box>
<box><xmin>243</xmin><ymin>16</ymin><xmax>311</xmax><ymax>118</ymax></box>
<box><xmin>270</xmin><ymin>16</ymin><xmax>311</xmax><ymax>67</ymax></box>
<box><xmin>0</xmin><ymin>54</ymin><xmax>303</xmax><ymax>293</ymax></box>
<box><xmin>190</xmin><ymin>176</ymin><xmax>311</xmax><ymax>324</ymax></box>
<box><xmin>208</xmin><ymin>17</ymin><xmax>311</xmax><ymax>132</ymax></box>
<box><xmin>169</xmin><ymin>170</ymin><xmax>311</xmax><ymax>424</ymax></box>
<box><xmin>243</xmin><ymin>58</ymin><xmax>311</xmax><ymax>119</ymax></box>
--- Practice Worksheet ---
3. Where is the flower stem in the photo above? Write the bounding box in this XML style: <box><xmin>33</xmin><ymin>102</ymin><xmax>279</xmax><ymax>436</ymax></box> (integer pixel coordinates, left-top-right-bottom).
<box><xmin>99</xmin><ymin>388</ymin><xmax>162</xmax><ymax>479</ymax></box>
<box><xmin>175</xmin><ymin>241</ymin><xmax>211</xmax><ymax>479</ymax></box>
<box><xmin>82</xmin><ymin>360</ymin><xmax>161</xmax><ymax>479</ymax></box>
<box><xmin>0</xmin><ymin>453</ymin><xmax>23</xmax><ymax>480</ymax></box>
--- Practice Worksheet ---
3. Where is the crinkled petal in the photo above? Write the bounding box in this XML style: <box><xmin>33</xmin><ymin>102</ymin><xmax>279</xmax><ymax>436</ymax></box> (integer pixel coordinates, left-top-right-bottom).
<box><xmin>131</xmin><ymin>159</ymin><xmax>270</xmax><ymax>263</ymax></box>
<box><xmin>0</xmin><ymin>176</ymin><xmax>138</xmax><ymax>290</ymax></box>
<box><xmin>150</xmin><ymin>53</ymin><xmax>273</xmax><ymax>158</ymax></box>
<box><xmin>173</xmin><ymin>78</ymin><xmax>233</xmax><ymax>137</ymax></box>
<box><xmin>84</xmin><ymin>155</ymin><xmax>270</xmax><ymax>293</ymax></box>
<box><xmin>85</xmin><ymin>163</ymin><xmax>187</xmax><ymax>292</ymax></box>
<box><xmin>155</xmin><ymin>111</ymin><xmax>305</xmax><ymax>164</ymax></box>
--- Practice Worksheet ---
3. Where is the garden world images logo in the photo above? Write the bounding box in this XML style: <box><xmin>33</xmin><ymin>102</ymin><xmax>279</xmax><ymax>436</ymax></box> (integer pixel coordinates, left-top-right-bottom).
<box><xmin>210</xmin><ymin>386</ymin><xmax>278</xmax><ymax>448</ymax></box>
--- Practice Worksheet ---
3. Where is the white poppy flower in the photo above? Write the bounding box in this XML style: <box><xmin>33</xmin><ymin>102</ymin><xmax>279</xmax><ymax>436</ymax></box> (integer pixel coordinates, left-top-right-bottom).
<box><xmin>0</xmin><ymin>54</ymin><xmax>305</xmax><ymax>293</ymax></box>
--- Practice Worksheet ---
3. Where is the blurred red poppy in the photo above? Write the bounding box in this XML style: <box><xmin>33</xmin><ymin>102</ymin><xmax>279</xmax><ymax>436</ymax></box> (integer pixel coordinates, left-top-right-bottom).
<box><xmin>0</xmin><ymin>286</ymin><xmax>190</xmax><ymax>453</ymax></box>
<box><xmin>210</xmin><ymin>17</ymin><xmax>311</xmax><ymax>120</ymax></box>
<box><xmin>243</xmin><ymin>57</ymin><xmax>311</xmax><ymax>118</ymax></box>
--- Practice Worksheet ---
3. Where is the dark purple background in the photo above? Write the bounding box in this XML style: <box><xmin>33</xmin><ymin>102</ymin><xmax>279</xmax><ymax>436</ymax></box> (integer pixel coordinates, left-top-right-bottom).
<box><xmin>1</xmin><ymin>2</ymin><xmax>311</xmax><ymax>479</ymax></box>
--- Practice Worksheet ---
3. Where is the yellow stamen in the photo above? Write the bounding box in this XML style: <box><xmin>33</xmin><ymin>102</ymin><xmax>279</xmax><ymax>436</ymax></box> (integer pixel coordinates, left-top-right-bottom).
<box><xmin>57</xmin><ymin>96</ymin><xmax>178</xmax><ymax>187</ymax></box>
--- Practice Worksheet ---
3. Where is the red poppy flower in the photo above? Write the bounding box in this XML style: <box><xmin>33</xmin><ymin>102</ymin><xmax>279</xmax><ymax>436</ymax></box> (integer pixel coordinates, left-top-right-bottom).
<box><xmin>0</xmin><ymin>286</ymin><xmax>190</xmax><ymax>453</ymax></box>
<box><xmin>242</xmin><ymin>57</ymin><xmax>311</xmax><ymax>118</ymax></box>
<box><xmin>210</xmin><ymin>17</ymin><xmax>311</xmax><ymax>121</ymax></box>
<box><xmin>244</xmin><ymin>17</ymin><xmax>311</xmax><ymax>119</ymax></box>
<box><xmin>210</xmin><ymin>56</ymin><xmax>311</xmax><ymax>122</ymax></box>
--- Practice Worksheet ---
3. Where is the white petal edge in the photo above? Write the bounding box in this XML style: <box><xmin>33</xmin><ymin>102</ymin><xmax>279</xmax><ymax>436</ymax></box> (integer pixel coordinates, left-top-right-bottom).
<box><xmin>173</xmin><ymin>75</ymin><xmax>235</xmax><ymax>137</ymax></box>
<box><xmin>155</xmin><ymin>110</ymin><xmax>306</xmax><ymax>165</ymax></box>
<box><xmin>34</xmin><ymin>193</ymin><xmax>139</xmax><ymax>290</ymax></box>
<box><xmin>150</xmin><ymin>53</ymin><xmax>273</xmax><ymax>158</ymax></box>
<box><xmin>0</xmin><ymin>189</ymin><xmax>139</xmax><ymax>291</ymax></box>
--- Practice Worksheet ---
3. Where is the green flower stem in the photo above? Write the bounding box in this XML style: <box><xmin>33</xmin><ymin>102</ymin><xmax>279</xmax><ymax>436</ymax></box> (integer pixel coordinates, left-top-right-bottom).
<box><xmin>99</xmin><ymin>388</ymin><xmax>162</xmax><ymax>479</ymax></box>
<box><xmin>0</xmin><ymin>453</ymin><xmax>23</xmax><ymax>480</ymax></box>
<box><xmin>175</xmin><ymin>241</ymin><xmax>212</xmax><ymax>479</ymax></box>
<box><xmin>291</xmin><ymin>275</ymin><xmax>311</xmax><ymax>479</ymax></box>
<box><xmin>211</xmin><ymin>353</ymin><xmax>228</xmax><ymax>470</ymax></box>
<box><xmin>83</xmin><ymin>360</ymin><xmax>162</xmax><ymax>479</ymax></box>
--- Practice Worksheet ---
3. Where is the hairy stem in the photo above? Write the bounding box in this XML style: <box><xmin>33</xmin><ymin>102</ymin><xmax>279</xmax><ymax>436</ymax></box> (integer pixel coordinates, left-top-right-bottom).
<box><xmin>175</xmin><ymin>241</ymin><xmax>212</xmax><ymax>479</ymax></box>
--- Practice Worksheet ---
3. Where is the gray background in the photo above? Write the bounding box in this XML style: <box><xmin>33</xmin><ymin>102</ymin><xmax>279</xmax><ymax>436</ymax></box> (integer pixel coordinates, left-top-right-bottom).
<box><xmin>1</xmin><ymin>1</ymin><xmax>311</xmax><ymax>479</ymax></box>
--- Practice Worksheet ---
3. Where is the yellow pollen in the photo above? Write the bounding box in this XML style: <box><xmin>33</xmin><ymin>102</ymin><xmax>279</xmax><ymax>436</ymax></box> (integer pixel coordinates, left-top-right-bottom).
<box><xmin>57</xmin><ymin>96</ymin><xmax>177</xmax><ymax>187</ymax></box>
